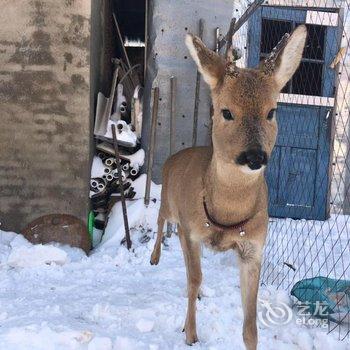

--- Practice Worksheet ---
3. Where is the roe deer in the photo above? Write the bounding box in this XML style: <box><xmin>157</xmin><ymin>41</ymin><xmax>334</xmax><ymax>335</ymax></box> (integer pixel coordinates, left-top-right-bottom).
<box><xmin>150</xmin><ymin>25</ymin><xmax>307</xmax><ymax>349</ymax></box>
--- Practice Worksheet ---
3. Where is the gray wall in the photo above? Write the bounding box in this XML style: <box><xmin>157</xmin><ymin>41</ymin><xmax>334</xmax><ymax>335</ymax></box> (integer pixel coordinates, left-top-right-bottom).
<box><xmin>142</xmin><ymin>0</ymin><xmax>234</xmax><ymax>183</ymax></box>
<box><xmin>0</xmin><ymin>0</ymin><xmax>91</xmax><ymax>232</ymax></box>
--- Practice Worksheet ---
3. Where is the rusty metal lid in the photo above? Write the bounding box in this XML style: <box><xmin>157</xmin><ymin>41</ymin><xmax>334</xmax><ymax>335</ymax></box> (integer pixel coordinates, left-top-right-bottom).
<box><xmin>22</xmin><ymin>214</ymin><xmax>91</xmax><ymax>254</ymax></box>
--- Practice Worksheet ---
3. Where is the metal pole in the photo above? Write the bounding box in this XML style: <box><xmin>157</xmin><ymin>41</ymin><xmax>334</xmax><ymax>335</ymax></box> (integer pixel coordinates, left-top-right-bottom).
<box><xmin>112</xmin><ymin>15</ymin><xmax>137</xmax><ymax>90</ymax></box>
<box><xmin>215</xmin><ymin>27</ymin><xmax>220</xmax><ymax>54</ymax></box>
<box><xmin>218</xmin><ymin>0</ymin><xmax>264</xmax><ymax>52</ymax></box>
<box><xmin>107</xmin><ymin>61</ymin><xmax>120</xmax><ymax>119</ymax></box>
<box><xmin>192</xmin><ymin>18</ymin><xmax>204</xmax><ymax>147</ymax></box>
<box><xmin>167</xmin><ymin>76</ymin><xmax>177</xmax><ymax>238</ymax></box>
<box><xmin>170</xmin><ymin>76</ymin><xmax>176</xmax><ymax>155</ymax></box>
<box><xmin>112</xmin><ymin>13</ymin><xmax>132</xmax><ymax>70</ymax></box>
<box><xmin>144</xmin><ymin>0</ymin><xmax>149</xmax><ymax>83</ymax></box>
<box><xmin>225</xmin><ymin>18</ymin><xmax>236</xmax><ymax>58</ymax></box>
<box><xmin>111</xmin><ymin>124</ymin><xmax>132</xmax><ymax>250</ymax></box>
<box><xmin>144</xmin><ymin>87</ymin><xmax>159</xmax><ymax>206</ymax></box>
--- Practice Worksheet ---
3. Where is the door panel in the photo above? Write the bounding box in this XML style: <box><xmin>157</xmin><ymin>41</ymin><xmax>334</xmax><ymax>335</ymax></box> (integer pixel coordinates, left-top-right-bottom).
<box><xmin>277</xmin><ymin>147</ymin><xmax>317</xmax><ymax>208</ymax></box>
<box><xmin>248</xmin><ymin>6</ymin><xmax>341</xmax><ymax>220</ymax></box>
<box><xmin>276</xmin><ymin>105</ymin><xmax>320</xmax><ymax>149</ymax></box>
<box><xmin>266</xmin><ymin>107</ymin><xmax>331</xmax><ymax>220</ymax></box>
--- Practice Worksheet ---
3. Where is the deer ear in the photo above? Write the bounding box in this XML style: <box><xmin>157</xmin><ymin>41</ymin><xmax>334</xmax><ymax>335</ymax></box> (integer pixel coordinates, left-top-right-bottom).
<box><xmin>266</xmin><ymin>25</ymin><xmax>307</xmax><ymax>90</ymax></box>
<box><xmin>186</xmin><ymin>34</ymin><xmax>225</xmax><ymax>89</ymax></box>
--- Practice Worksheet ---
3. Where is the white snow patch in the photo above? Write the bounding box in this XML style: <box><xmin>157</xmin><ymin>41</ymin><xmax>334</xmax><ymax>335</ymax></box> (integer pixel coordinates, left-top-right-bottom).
<box><xmin>91</xmin><ymin>156</ymin><xmax>105</xmax><ymax>178</ymax></box>
<box><xmin>0</xmin><ymin>326</ymin><xmax>93</xmax><ymax>350</ymax></box>
<box><xmin>88</xmin><ymin>337</ymin><xmax>113</xmax><ymax>350</ymax></box>
<box><xmin>201</xmin><ymin>285</ymin><xmax>216</xmax><ymax>298</ymax></box>
<box><xmin>136</xmin><ymin>318</ymin><xmax>154</xmax><ymax>333</ymax></box>
<box><xmin>104</xmin><ymin>120</ymin><xmax>137</xmax><ymax>147</ymax></box>
<box><xmin>114</xmin><ymin>336</ymin><xmax>140</xmax><ymax>349</ymax></box>
<box><xmin>0</xmin><ymin>312</ymin><xmax>8</xmax><ymax>321</ymax></box>
<box><xmin>0</xmin><ymin>202</ymin><xmax>349</xmax><ymax>349</ymax></box>
<box><xmin>123</xmin><ymin>149</ymin><xmax>145</xmax><ymax>168</ymax></box>
<box><xmin>7</xmin><ymin>243</ymin><xmax>68</xmax><ymax>268</ymax></box>
<box><xmin>99</xmin><ymin>199</ymin><xmax>158</xmax><ymax>251</ymax></box>
<box><xmin>131</xmin><ymin>174</ymin><xmax>162</xmax><ymax>200</ymax></box>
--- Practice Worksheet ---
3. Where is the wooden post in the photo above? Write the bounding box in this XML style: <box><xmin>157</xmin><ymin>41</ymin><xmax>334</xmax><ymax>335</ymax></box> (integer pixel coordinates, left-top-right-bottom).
<box><xmin>112</xmin><ymin>124</ymin><xmax>132</xmax><ymax>250</ymax></box>
<box><xmin>192</xmin><ymin>18</ymin><xmax>204</xmax><ymax>147</ymax></box>
<box><xmin>170</xmin><ymin>76</ymin><xmax>177</xmax><ymax>155</ymax></box>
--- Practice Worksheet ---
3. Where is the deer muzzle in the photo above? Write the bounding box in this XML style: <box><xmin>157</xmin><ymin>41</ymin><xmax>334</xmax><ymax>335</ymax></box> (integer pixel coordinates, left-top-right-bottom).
<box><xmin>236</xmin><ymin>148</ymin><xmax>268</xmax><ymax>170</ymax></box>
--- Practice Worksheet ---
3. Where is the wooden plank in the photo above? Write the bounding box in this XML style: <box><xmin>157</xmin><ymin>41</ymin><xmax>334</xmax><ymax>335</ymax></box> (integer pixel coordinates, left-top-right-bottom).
<box><xmin>278</xmin><ymin>94</ymin><xmax>335</xmax><ymax>107</ymax></box>
<box><xmin>306</xmin><ymin>11</ymin><xmax>338</xmax><ymax>26</ymax></box>
<box><xmin>263</xmin><ymin>0</ymin><xmax>342</xmax><ymax>9</ymax></box>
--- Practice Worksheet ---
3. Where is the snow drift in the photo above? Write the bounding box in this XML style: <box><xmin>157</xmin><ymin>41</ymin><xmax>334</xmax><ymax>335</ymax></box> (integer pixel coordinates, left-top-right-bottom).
<box><xmin>0</xmin><ymin>180</ymin><xmax>348</xmax><ymax>349</ymax></box>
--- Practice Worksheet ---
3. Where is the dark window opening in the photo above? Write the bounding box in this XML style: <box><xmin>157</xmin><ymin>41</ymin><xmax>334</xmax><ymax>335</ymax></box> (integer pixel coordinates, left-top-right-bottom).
<box><xmin>300</xmin><ymin>23</ymin><xmax>326</xmax><ymax>60</ymax></box>
<box><xmin>293</xmin><ymin>62</ymin><xmax>323</xmax><ymax>96</ymax></box>
<box><xmin>260</xmin><ymin>18</ymin><xmax>326</xmax><ymax>96</ymax></box>
<box><xmin>114</xmin><ymin>0</ymin><xmax>145</xmax><ymax>40</ymax></box>
<box><xmin>113</xmin><ymin>0</ymin><xmax>146</xmax><ymax>83</ymax></box>
<box><xmin>261</xmin><ymin>18</ymin><xmax>293</xmax><ymax>54</ymax></box>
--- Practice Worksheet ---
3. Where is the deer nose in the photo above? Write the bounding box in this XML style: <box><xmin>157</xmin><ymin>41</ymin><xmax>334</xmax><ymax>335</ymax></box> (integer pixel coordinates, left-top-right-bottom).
<box><xmin>236</xmin><ymin>149</ymin><xmax>268</xmax><ymax>170</ymax></box>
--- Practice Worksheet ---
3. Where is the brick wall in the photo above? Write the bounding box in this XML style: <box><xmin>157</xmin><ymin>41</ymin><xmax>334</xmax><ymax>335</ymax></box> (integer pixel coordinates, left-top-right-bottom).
<box><xmin>0</xmin><ymin>0</ymin><xmax>91</xmax><ymax>232</ymax></box>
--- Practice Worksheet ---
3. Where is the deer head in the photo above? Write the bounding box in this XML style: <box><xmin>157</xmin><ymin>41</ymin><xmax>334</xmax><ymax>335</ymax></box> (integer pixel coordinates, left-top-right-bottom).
<box><xmin>186</xmin><ymin>25</ymin><xmax>307</xmax><ymax>174</ymax></box>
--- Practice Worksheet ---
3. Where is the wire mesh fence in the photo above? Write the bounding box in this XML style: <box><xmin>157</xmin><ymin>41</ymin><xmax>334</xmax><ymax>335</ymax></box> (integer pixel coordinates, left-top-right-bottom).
<box><xmin>235</xmin><ymin>0</ymin><xmax>350</xmax><ymax>340</ymax></box>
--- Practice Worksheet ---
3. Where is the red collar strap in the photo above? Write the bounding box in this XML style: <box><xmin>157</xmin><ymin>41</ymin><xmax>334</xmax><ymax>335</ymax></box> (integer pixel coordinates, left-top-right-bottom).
<box><xmin>203</xmin><ymin>198</ymin><xmax>249</xmax><ymax>236</ymax></box>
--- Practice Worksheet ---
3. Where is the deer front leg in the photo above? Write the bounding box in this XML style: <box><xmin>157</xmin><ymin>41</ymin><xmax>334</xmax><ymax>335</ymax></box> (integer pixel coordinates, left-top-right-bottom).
<box><xmin>237</xmin><ymin>241</ymin><xmax>263</xmax><ymax>350</ymax></box>
<box><xmin>178</xmin><ymin>227</ymin><xmax>202</xmax><ymax>345</ymax></box>
<box><xmin>150</xmin><ymin>215</ymin><xmax>165</xmax><ymax>265</ymax></box>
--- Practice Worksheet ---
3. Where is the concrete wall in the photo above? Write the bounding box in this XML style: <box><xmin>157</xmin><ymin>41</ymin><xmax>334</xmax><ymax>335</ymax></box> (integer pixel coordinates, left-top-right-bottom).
<box><xmin>0</xmin><ymin>0</ymin><xmax>91</xmax><ymax>232</ymax></box>
<box><xmin>142</xmin><ymin>0</ymin><xmax>234</xmax><ymax>183</ymax></box>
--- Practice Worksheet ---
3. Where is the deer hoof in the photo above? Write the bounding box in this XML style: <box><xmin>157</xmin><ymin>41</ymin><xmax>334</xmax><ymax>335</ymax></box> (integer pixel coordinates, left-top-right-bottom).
<box><xmin>150</xmin><ymin>251</ymin><xmax>160</xmax><ymax>265</ymax></box>
<box><xmin>183</xmin><ymin>326</ymin><xmax>198</xmax><ymax>345</ymax></box>
<box><xmin>185</xmin><ymin>333</ymin><xmax>199</xmax><ymax>346</ymax></box>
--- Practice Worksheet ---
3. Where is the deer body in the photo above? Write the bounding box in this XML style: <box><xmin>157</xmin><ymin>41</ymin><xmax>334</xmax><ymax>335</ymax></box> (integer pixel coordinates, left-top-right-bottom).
<box><xmin>151</xmin><ymin>26</ymin><xmax>307</xmax><ymax>350</ymax></box>
<box><xmin>158</xmin><ymin>147</ymin><xmax>268</xmax><ymax>252</ymax></box>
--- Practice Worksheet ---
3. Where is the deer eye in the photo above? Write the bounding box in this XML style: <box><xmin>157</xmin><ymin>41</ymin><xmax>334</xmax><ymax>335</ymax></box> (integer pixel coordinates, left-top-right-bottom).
<box><xmin>222</xmin><ymin>109</ymin><xmax>234</xmax><ymax>121</ymax></box>
<box><xmin>267</xmin><ymin>109</ymin><xmax>276</xmax><ymax>120</ymax></box>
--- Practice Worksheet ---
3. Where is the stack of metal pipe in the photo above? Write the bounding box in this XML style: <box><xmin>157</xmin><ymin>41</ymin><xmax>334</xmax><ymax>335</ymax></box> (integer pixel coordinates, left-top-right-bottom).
<box><xmin>91</xmin><ymin>58</ymin><xmax>144</xmax><ymax>231</ymax></box>
<box><xmin>90</xmin><ymin>147</ymin><xmax>144</xmax><ymax>230</ymax></box>
<box><xmin>91</xmin><ymin>10</ymin><xmax>146</xmax><ymax>233</ymax></box>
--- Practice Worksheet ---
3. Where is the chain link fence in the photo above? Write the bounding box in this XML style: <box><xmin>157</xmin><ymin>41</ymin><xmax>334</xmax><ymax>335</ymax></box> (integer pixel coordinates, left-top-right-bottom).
<box><xmin>234</xmin><ymin>0</ymin><xmax>350</xmax><ymax>340</ymax></box>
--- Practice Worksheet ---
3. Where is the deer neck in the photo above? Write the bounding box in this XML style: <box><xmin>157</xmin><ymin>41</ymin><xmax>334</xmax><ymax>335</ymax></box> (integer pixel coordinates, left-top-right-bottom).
<box><xmin>203</xmin><ymin>153</ymin><xmax>264</xmax><ymax>223</ymax></box>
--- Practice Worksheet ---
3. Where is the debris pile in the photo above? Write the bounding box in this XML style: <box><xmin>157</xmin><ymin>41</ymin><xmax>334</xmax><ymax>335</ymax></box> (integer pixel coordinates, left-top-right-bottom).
<box><xmin>90</xmin><ymin>57</ymin><xmax>144</xmax><ymax>235</ymax></box>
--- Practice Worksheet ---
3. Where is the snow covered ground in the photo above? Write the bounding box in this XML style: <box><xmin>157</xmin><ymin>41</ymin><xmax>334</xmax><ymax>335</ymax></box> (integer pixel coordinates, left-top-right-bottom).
<box><xmin>0</xmin><ymin>197</ymin><xmax>349</xmax><ymax>349</ymax></box>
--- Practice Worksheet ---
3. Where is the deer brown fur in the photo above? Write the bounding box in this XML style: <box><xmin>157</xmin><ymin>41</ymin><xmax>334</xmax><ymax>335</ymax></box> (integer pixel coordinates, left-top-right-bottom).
<box><xmin>151</xmin><ymin>25</ymin><xmax>307</xmax><ymax>349</ymax></box>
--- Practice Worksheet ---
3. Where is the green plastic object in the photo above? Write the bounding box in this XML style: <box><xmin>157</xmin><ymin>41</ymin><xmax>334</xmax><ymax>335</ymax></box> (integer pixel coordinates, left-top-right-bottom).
<box><xmin>88</xmin><ymin>211</ymin><xmax>95</xmax><ymax>241</ymax></box>
<box><xmin>291</xmin><ymin>276</ymin><xmax>350</xmax><ymax>323</ymax></box>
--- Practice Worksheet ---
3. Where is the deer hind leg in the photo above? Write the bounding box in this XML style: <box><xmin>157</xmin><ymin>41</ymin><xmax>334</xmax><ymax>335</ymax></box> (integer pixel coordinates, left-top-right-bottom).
<box><xmin>178</xmin><ymin>227</ymin><xmax>202</xmax><ymax>345</ymax></box>
<box><xmin>237</xmin><ymin>241</ymin><xmax>263</xmax><ymax>350</ymax></box>
<box><xmin>150</xmin><ymin>214</ymin><xmax>165</xmax><ymax>265</ymax></box>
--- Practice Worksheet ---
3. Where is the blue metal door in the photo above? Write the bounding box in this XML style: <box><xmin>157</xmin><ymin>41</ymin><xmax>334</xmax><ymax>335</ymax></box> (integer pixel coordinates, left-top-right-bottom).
<box><xmin>248</xmin><ymin>6</ymin><xmax>342</xmax><ymax>220</ymax></box>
